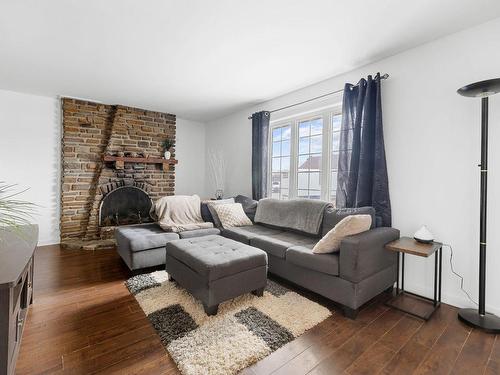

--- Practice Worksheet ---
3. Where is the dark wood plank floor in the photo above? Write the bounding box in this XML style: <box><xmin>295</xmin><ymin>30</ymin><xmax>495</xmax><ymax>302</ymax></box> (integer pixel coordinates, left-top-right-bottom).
<box><xmin>16</xmin><ymin>245</ymin><xmax>500</xmax><ymax>375</ymax></box>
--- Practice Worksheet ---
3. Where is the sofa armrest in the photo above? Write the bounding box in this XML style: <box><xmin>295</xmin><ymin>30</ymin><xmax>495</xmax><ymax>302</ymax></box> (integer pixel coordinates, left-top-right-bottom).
<box><xmin>339</xmin><ymin>227</ymin><xmax>400</xmax><ymax>283</ymax></box>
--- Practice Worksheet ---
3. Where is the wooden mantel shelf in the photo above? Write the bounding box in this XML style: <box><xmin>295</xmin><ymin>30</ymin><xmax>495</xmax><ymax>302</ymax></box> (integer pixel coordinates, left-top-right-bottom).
<box><xmin>103</xmin><ymin>155</ymin><xmax>178</xmax><ymax>170</ymax></box>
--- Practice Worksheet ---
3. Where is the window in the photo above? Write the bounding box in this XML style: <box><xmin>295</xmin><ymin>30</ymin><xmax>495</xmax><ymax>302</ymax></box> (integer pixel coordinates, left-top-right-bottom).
<box><xmin>297</xmin><ymin>118</ymin><xmax>322</xmax><ymax>199</ymax></box>
<box><xmin>270</xmin><ymin>125</ymin><xmax>291</xmax><ymax>200</ymax></box>
<box><xmin>330</xmin><ymin>114</ymin><xmax>342</xmax><ymax>202</ymax></box>
<box><xmin>268</xmin><ymin>107</ymin><xmax>342</xmax><ymax>203</ymax></box>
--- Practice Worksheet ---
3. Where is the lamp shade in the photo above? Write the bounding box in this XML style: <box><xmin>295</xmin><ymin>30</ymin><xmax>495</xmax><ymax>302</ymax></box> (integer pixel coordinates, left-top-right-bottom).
<box><xmin>457</xmin><ymin>78</ymin><xmax>500</xmax><ymax>98</ymax></box>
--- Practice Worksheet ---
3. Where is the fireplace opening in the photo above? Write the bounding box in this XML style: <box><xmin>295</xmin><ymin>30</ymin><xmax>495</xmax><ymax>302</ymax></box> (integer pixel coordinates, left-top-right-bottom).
<box><xmin>99</xmin><ymin>185</ymin><xmax>153</xmax><ymax>227</ymax></box>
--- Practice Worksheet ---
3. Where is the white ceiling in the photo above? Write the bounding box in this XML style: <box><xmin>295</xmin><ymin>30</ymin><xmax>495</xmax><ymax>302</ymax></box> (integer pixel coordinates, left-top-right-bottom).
<box><xmin>1</xmin><ymin>1</ymin><xmax>500</xmax><ymax>121</ymax></box>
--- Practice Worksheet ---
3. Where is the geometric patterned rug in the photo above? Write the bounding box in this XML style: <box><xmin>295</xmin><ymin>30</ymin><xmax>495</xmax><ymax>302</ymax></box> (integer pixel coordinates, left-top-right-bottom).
<box><xmin>126</xmin><ymin>271</ymin><xmax>332</xmax><ymax>375</ymax></box>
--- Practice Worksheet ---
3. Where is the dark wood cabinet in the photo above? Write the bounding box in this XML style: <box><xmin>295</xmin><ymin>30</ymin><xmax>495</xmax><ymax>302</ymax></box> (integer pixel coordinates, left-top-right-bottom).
<box><xmin>0</xmin><ymin>225</ymin><xmax>38</xmax><ymax>375</ymax></box>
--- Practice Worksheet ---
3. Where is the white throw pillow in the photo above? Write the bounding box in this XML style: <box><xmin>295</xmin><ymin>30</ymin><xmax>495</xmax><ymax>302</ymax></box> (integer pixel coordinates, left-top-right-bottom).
<box><xmin>205</xmin><ymin>198</ymin><xmax>235</xmax><ymax>227</ymax></box>
<box><xmin>212</xmin><ymin>203</ymin><xmax>253</xmax><ymax>228</ymax></box>
<box><xmin>312</xmin><ymin>214</ymin><xmax>372</xmax><ymax>254</ymax></box>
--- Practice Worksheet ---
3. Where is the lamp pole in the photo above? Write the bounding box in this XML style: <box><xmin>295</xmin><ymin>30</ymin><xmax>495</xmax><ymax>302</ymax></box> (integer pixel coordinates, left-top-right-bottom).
<box><xmin>457</xmin><ymin>78</ymin><xmax>500</xmax><ymax>333</ymax></box>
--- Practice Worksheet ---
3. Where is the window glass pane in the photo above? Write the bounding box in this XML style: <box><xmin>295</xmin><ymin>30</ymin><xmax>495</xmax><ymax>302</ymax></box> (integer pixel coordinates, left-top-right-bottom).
<box><xmin>332</xmin><ymin>132</ymin><xmax>340</xmax><ymax>151</ymax></box>
<box><xmin>299</xmin><ymin>122</ymin><xmax>310</xmax><ymax>137</ymax></box>
<box><xmin>310</xmin><ymin>118</ymin><xmax>323</xmax><ymax>135</ymax></box>
<box><xmin>272</xmin><ymin>157</ymin><xmax>280</xmax><ymax>172</ymax></box>
<box><xmin>298</xmin><ymin>137</ymin><xmax>309</xmax><ymax>155</ymax></box>
<box><xmin>309</xmin><ymin>172</ymin><xmax>321</xmax><ymax>190</ymax></box>
<box><xmin>280</xmin><ymin>189</ymin><xmax>289</xmax><ymax>200</ymax></box>
<box><xmin>271</xmin><ymin>192</ymin><xmax>280</xmax><ymax>199</ymax></box>
<box><xmin>331</xmin><ymin>152</ymin><xmax>339</xmax><ymax>170</ymax></box>
<box><xmin>281</xmin><ymin>156</ymin><xmax>290</xmax><ymax>171</ymax></box>
<box><xmin>272</xmin><ymin>141</ymin><xmax>281</xmax><ymax>157</ymax></box>
<box><xmin>298</xmin><ymin>155</ymin><xmax>309</xmax><ymax>171</ymax></box>
<box><xmin>310</xmin><ymin>135</ymin><xmax>322</xmax><ymax>153</ymax></box>
<box><xmin>281</xmin><ymin>173</ymin><xmax>289</xmax><ymax>189</ymax></box>
<box><xmin>331</xmin><ymin>171</ymin><xmax>338</xmax><ymax>191</ymax></box>
<box><xmin>303</xmin><ymin>154</ymin><xmax>321</xmax><ymax>171</ymax></box>
<box><xmin>271</xmin><ymin>173</ymin><xmax>280</xmax><ymax>193</ymax></box>
<box><xmin>309</xmin><ymin>190</ymin><xmax>321</xmax><ymax>200</ymax></box>
<box><xmin>281</xmin><ymin>140</ymin><xmax>290</xmax><ymax>156</ymax></box>
<box><xmin>282</xmin><ymin>127</ymin><xmax>291</xmax><ymax>140</ymax></box>
<box><xmin>332</xmin><ymin>114</ymin><xmax>342</xmax><ymax>132</ymax></box>
<box><xmin>272</xmin><ymin>127</ymin><xmax>282</xmax><ymax>141</ymax></box>
<box><xmin>297</xmin><ymin>190</ymin><xmax>309</xmax><ymax>198</ymax></box>
<box><xmin>297</xmin><ymin>172</ymin><xmax>309</xmax><ymax>189</ymax></box>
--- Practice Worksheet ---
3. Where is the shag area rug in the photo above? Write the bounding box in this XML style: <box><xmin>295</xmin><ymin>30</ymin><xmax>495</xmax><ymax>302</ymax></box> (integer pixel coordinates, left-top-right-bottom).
<box><xmin>126</xmin><ymin>271</ymin><xmax>331</xmax><ymax>375</ymax></box>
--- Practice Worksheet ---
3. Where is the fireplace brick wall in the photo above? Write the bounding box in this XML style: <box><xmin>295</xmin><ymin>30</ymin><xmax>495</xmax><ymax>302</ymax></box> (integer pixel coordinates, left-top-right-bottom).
<box><xmin>60</xmin><ymin>98</ymin><xmax>176</xmax><ymax>243</ymax></box>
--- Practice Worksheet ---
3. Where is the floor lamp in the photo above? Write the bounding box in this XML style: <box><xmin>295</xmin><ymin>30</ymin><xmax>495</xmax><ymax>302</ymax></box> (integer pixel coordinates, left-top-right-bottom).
<box><xmin>457</xmin><ymin>78</ymin><xmax>500</xmax><ymax>333</ymax></box>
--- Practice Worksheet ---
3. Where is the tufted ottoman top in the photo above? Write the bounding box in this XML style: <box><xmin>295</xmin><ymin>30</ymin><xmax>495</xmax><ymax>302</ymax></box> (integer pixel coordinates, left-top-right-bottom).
<box><xmin>166</xmin><ymin>235</ymin><xmax>267</xmax><ymax>281</ymax></box>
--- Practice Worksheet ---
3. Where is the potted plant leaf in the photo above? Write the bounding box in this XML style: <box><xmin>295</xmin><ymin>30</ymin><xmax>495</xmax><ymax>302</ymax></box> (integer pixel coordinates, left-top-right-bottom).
<box><xmin>162</xmin><ymin>138</ymin><xmax>175</xmax><ymax>160</ymax></box>
<box><xmin>0</xmin><ymin>182</ymin><xmax>38</xmax><ymax>242</ymax></box>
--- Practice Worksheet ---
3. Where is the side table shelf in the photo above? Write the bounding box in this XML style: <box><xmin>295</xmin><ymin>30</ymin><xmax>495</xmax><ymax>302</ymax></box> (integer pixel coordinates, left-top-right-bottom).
<box><xmin>385</xmin><ymin>237</ymin><xmax>443</xmax><ymax>320</ymax></box>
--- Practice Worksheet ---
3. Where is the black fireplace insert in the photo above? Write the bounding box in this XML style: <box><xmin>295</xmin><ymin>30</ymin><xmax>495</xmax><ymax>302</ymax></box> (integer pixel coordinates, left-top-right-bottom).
<box><xmin>99</xmin><ymin>185</ymin><xmax>153</xmax><ymax>227</ymax></box>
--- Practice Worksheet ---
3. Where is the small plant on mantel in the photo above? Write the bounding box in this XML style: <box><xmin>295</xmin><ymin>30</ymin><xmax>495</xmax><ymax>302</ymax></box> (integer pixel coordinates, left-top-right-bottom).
<box><xmin>162</xmin><ymin>138</ymin><xmax>175</xmax><ymax>160</ymax></box>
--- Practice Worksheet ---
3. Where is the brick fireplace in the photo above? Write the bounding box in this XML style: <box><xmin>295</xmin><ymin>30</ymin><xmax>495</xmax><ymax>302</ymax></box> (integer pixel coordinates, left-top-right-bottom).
<box><xmin>60</xmin><ymin>98</ymin><xmax>176</xmax><ymax>249</ymax></box>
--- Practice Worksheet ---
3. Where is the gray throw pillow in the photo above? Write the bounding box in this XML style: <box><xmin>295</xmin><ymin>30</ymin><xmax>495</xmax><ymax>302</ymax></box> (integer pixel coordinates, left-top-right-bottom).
<box><xmin>206</xmin><ymin>198</ymin><xmax>235</xmax><ymax>227</ymax></box>
<box><xmin>234</xmin><ymin>195</ymin><xmax>258</xmax><ymax>221</ymax></box>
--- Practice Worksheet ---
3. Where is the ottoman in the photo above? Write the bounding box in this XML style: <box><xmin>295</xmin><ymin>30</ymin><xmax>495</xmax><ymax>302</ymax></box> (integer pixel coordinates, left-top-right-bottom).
<box><xmin>165</xmin><ymin>235</ymin><xmax>268</xmax><ymax>315</ymax></box>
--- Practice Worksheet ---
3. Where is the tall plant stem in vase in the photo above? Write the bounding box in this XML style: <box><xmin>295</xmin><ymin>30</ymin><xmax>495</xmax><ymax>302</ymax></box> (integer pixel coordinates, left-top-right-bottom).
<box><xmin>208</xmin><ymin>149</ymin><xmax>227</xmax><ymax>199</ymax></box>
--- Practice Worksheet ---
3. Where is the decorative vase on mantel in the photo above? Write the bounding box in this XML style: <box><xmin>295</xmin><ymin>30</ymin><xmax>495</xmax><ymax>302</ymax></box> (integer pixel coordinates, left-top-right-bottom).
<box><xmin>164</xmin><ymin>150</ymin><xmax>171</xmax><ymax>160</ymax></box>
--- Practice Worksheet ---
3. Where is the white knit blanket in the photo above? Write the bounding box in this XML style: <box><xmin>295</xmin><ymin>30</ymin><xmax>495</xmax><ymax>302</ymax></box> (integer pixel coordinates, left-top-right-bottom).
<box><xmin>152</xmin><ymin>195</ymin><xmax>213</xmax><ymax>232</ymax></box>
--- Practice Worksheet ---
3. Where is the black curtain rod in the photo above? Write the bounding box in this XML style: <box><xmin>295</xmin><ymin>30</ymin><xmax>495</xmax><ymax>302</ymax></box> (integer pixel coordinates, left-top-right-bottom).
<box><xmin>248</xmin><ymin>73</ymin><xmax>389</xmax><ymax>119</ymax></box>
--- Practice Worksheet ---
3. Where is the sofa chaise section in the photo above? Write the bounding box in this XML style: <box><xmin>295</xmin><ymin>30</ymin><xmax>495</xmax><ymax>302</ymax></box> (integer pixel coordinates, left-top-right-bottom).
<box><xmin>116</xmin><ymin>223</ymin><xmax>220</xmax><ymax>270</ymax></box>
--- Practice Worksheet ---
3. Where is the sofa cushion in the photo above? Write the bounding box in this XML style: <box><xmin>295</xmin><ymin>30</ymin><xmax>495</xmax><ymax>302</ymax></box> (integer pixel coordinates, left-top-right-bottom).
<box><xmin>179</xmin><ymin>228</ymin><xmax>221</xmax><ymax>239</ymax></box>
<box><xmin>222</xmin><ymin>224</ymin><xmax>284</xmax><ymax>244</ymax></box>
<box><xmin>115</xmin><ymin>223</ymin><xmax>179</xmax><ymax>252</ymax></box>
<box><xmin>286</xmin><ymin>245</ymin><xmax>339</xmax><ymax>276</ymax></box>
<box><xmin>165</xmin><ymin>235</ymin><xmax>267</xmax><ymax>281</ymax></box>
<box><xmin>200</xmin><ymin>202</ymin><xmax>214</xmax><ymax>223</ymax></box>
<box><xmin>250</xmin><ymin>232</ymin><xmax>317</xmax><ymax>259</ymax></box>
<box><xmin>322</xmin><ymin>206</ymin><xmax>376</xmax><ymax>236</ymax></box>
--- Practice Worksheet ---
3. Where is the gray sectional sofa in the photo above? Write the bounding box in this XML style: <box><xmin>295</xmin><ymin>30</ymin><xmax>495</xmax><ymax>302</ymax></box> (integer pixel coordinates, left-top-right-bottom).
<box><xmin>222</xmin><ymin>202</ymin><xmax>399</xmax><ymax>318</ymax></box>
<box><xmin>116</xmin><ymin>196</ymin><xmax>399</xmax><ymax>318</ymax></box>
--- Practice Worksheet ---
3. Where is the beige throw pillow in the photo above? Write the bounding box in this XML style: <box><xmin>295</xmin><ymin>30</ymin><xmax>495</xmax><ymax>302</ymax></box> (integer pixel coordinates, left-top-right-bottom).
<box><xmin>312</xmin><ymin>214</ymin><xmax>372</xmax><ymax>254</ymax></box>
<box><xmin>205</xmin><ymin>198</ymin><xmax>235</xmax><ymax>227</ymax></box>
<box><xmin>212</xmin><ymin>203</ymin><xmax>253</xmax><ymax>228</ymax></box>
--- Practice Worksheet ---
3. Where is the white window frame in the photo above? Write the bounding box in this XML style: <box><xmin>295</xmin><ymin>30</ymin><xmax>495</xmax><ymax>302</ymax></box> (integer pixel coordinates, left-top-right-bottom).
<box><xmin>268</xmin><ymin>104</ymin><xmax>342</xmax><ymax>201</ymax></box>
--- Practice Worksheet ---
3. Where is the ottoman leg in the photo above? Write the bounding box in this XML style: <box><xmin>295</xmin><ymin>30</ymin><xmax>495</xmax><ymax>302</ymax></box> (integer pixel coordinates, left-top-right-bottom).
<box><xmin>252</xmin><ymin>287</ymin><xmax>265</xmax><ymax>297</ymax></box>
<box><xmin>203</xmin><ymin>303</ymin><xmax>218</xmax><ymax>316</ymax></box>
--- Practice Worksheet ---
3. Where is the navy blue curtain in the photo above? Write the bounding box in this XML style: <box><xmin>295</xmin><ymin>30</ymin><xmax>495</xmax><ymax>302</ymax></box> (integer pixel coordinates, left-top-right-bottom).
<box><xmin>336</xmin><ymin>74</ymin><xmax>391</xmax><ymax>226</ymax></box>
<box><xmin>251</xmin><ymin>111</ymin><xmax>270</xmax><ymax>200</ymax></box>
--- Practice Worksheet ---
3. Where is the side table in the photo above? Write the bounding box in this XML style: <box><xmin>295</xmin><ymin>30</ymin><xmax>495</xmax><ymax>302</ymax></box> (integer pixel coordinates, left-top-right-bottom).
<box><xmin>385</xmin><ymin>237</ymin><xmax>443</xmax><ymax>320</ymax></box>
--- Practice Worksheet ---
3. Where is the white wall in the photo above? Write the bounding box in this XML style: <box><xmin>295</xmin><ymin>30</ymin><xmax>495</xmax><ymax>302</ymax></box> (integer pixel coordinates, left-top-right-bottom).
<box><xmin>175</xmin><ymin>118</ymin><xmax>206</xmax><ymax>196</ymax></box>
<box><xmin>206</xmin><ymin>18</ymin><xmax>500</xmax><ymax>314</ymax></box>
<box><xmin>0</xmin><ymin>89</ymin><xmax>207</xmax><ymax>245</ymax></box>
<box><xmin>0</xmin><ymin>89</ymin><xmax>61</xmax><ymax>246</ymax></box>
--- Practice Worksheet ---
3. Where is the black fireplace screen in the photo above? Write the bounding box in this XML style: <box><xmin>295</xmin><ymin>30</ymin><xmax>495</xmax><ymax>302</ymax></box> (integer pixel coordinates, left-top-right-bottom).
<box><xmin>99</xmin><ymin>186</ymin><xmax>153</xmax><ymax>226</ymax></box>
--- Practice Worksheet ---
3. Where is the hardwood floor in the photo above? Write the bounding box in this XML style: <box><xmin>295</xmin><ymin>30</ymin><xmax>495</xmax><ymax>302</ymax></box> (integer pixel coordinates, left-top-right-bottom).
<box><xmin>16</xmin><ymin>245</ymin><xmax>500</xmax><ymax>375</ymax></box>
